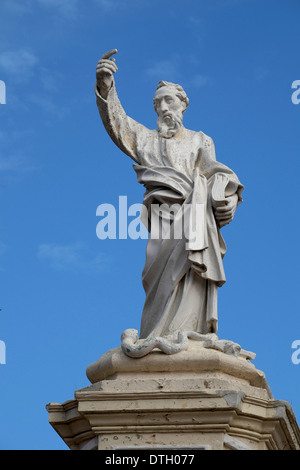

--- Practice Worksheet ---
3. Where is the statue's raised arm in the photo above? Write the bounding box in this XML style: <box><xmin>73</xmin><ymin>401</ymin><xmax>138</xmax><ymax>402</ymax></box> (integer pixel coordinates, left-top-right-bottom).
<box><xmin>95</xmin><ymin>49</ymin><xmax>149</xmax><ymax>164</ymax></box>
<box><xmin>96</xmin><ymin>49</ymin><xmax>118</xmax><ymax>100</ymax></box>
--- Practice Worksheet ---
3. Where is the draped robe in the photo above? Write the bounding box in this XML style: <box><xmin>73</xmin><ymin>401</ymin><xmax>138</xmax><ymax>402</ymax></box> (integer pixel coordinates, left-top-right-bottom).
<box><xmin>96</xmin><ymin>82</ymin><xmax>244</xmax><ymax>339</ymax></box>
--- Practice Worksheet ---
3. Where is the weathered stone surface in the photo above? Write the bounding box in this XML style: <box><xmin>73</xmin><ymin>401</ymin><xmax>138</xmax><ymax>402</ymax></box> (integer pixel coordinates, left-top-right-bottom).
<box><xmin>86</xmin><ymin>339</ymin><xmax>268</xmax><ymax>395</ymax></box>
<box><xmin>45</xmin><ymin>51</ymin><xmax>300</xmax><ymax>451</ymax></box>
<box><xmin>95</xmin><ymin>49</ymin><xmax>244</xmax><ymax>346</ymax></box>
<box><xmin>46</xmin><ymin>343</ymin><xmax>300</xmax><ymax>450</ymax></box>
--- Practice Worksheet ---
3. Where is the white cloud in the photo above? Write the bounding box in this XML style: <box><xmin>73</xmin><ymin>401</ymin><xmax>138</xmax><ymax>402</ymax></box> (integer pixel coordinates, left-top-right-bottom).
<box><xmin>145</xmin><ymin>58</ymin><xmax>209</xmax><ymax>90</ymax></box>
<box><xmin>0</xmin><ymin>49</ymin><xmax>38</xmax><ymax>78</ymax></box>
<box><xmin>1</xmin><ymin>0</ymin><xmax>79</xmax><ymax>18</ymax></box>
<box><xmin>188</xmin><ymin>74</ymin><xmax>209</xmax><ymax>88</ymax></box>
<box><xmin>27</xmin><ymin>92</ymin><xmax>67</xmax><ymax>118</ymax></box>
<box><xmin>0</xmin><ymin>129</ymin><xmax>35</xmax><ymax>144</ymax></box>
<box><xmin>145</xmin><ymin>60</ymin><xmax>179</xmax><ymax>81</ymax></box>
<box><xmin>3</xmin><ymin>0</ymin><xmax>143</xmax><ymax>16</ymax></box>
<box><xmin>37</xmin><ymin>242</ymin><xmax>106</xmax><ymax>273</ymax></box>
<box><xmin>1</xmin><ymin>0</ymin><xmax>32</xmax><ymax>15</ymax></box>
<box><xmin>253</xmin><ymin>66</ymin><xmax>268</xmax><ymax>81</ymax></box>
<box><xmin>40</xmin><ymin>68</ymin><xmax>64</xmax><ymax>93</ymax></box>
<box><xmin>0</xmin><ymin>152</ymin><xmax>37</xmax><ymax>189</ymax></box>
<box><xmin>92</xmin><ymin>0</ymin><xmax>143</xmax><ymax>10</ymax></box>
<box><xmin>0</xmin><ymin>155</ymin><xmax>24</xmax><ymax>172</ymax></box>
<box><xmin>93</xmin><ymin>0</ymin><xmax>115</xmax><ymax>8</ymax></box>
<box><xmin>0</xmin><ymin>154</ymin><xmax>36</xmax><ymax>173</ymax></box>
<box><xmin>38</xmin><ymin>242</ymin><xmax>83</xmax><ymax>270</ymax></box>
<box><xmin>36</xmin><ymin>0</ymin><xmax>79</xmax><ymax>18</ymax></box>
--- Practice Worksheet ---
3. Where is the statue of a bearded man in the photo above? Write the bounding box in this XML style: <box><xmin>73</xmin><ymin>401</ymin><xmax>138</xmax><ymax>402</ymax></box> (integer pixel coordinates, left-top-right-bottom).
<box><xmin>95</xmin><ymin>49</ymin><xmax>244</xmax><ymax>342</ymax></box>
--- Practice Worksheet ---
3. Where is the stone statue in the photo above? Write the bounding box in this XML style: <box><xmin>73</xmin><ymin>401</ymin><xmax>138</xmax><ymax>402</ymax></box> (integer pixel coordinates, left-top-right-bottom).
<box><xmin>95</xmin><ymin>49</ymin><xmax>244</xmax><ymax>356</ymax></box>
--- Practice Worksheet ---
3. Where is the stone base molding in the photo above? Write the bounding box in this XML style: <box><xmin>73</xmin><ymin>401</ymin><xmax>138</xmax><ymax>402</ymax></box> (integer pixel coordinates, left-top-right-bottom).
<box><xmin>46</xmin><ymin>341</ymin><xmax>300</xmax><ymax>450</ymax></box>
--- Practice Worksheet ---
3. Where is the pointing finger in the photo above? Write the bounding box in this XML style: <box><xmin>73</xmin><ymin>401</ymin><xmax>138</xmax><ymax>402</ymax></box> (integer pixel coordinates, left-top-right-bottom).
<box><xmin>101</xmin><ymin>49</ymin><xmax>118</xmax><ymax>60</ymax></box>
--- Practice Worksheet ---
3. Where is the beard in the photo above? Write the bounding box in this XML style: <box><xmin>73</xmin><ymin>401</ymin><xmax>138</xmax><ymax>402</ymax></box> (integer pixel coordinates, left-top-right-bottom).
<box><xmin>157</xmin><ymin>111</ymin><xmax>183</xmax><ymax>138</ymax></box>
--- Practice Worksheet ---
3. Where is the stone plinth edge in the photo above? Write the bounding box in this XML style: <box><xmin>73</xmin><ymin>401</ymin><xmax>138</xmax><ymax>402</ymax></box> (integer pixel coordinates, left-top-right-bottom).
<box><xmin>86</xmin><ymin>339</ymin><xmax>272</xmax><ymax>398</ymax></box>
<box><xmin>46</xmin><ymin>341</ymin><xmax>300</xmax><ymax>450</ymax></box>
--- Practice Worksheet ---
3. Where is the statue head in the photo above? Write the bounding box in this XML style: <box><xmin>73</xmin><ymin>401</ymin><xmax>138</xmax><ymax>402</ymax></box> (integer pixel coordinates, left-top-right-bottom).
<box><xmin>153</xmin><ymin>81</ymin><xmax>189</xmax><ymax>138</ymax></box>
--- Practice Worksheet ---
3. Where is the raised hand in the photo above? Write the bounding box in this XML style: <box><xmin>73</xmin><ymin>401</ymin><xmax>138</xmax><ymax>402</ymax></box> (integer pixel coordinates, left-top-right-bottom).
<box><xmin>96</xmin><ymin>49</ymin><xmax>118</xmax><ymax>99</ymax></box>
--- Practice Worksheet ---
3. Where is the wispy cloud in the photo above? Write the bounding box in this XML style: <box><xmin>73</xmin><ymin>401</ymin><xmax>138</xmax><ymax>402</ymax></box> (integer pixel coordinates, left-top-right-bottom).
<box><xmin>0</xmin><ymin>153</ymin><xmax>36</xmax><ymax>173</ymax></box>
<box><xmin>3</xmin><ymin>0</ymin><xmax>145</xmax><ymax>16</ymax></box>
<box><xmin>187</xmin><ymin>74</ymin><xmax>209</xmax><ymax>88</ymax></box>
<box><xmin>186</xmin><ymin>16</ymin><xmax>207</xmax><ymax>45</ymax></box>
<box><xmin>40</xmin><ymin>68</ymin><xmax>64</xmax><ymax>93</ymax></box>
<box><xmin>37</xmin><ymin>242</ymin><xmax>106</xmax><ymax>273</ymax></box>
<box><xmin>145</xmin><ymin>60</ymin><xmax>179</xmax><ymax>82</ymax></box>
<box><xmin>92</xmin><ymin>0</ymin><xmax>144</xmax><ymax>10</ymax></box>
<box><xmin>253</xmin><ymin>66</ymin><xmax>268</xmax><ymax>81</ymax></box>
<box><xmin>2</xmin><ymin>0</ymin><xmax>79</xmax><ymax>18</ymax></box>
<box><xmin>1</xmin><ymin>0</ymin><xmax>32</xmax><ymax>15</ymax></box>
<box><xmin>0</xmin><ymin>129</ymin><xmax>35</xmax><ymax>144</ymax></box>
<box><xmin>0</xmin><ymin>155</ymin><xmax>26</xmax><ymax>172</ymax></box>
<box><xmin>0</xmin><ymin>48</ymin><xmax>38</xmax><ymax>79</ymax></box>
<box><xmin>209</xmin><ymin>0</ymin><xmax>255</xmax><ymax>8</ymax></box>
<box><xmin>0</xmin><ymin>153</ymin><xmax>38</xmax><ymax>189</ymax></box>
<box><xmin>93</xmin><ymin>0</ymin><xmax>116</xmax><ymax>8</ymax></box>
<box><xmin>0</xmin><ymin>52</ymin><xmax>67</xmax><ymax>115</ymax></box>
<box><xmin>27</xmin><ymin>92</ymin><xmax>67</xmax><ymax>118</ymax></box>
<box><xmin>145</xmin><ymin>58</ymin><xmax>209</xmax><ymax>93</ymax></box>
<box><xmin>36</xmin><ymin>0</ymin><xmax>79</xmax><ymax>18</ymax></box>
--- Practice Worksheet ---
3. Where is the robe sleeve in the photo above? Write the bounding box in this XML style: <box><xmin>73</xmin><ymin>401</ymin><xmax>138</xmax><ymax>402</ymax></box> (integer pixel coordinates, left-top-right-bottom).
<box><xmin>95</xmin><ymin>80</ymin><xmax>149</xmax><ymax>164</ymax></box>
<box><xmin>197</xmin><ymin>136</ymin><xmax>244</xmax><ymax>204</ymax></box>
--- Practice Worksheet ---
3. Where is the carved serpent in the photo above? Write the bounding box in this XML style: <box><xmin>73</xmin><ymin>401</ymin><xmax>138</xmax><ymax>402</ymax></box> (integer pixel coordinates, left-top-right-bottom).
<box><xmin>121</xmin><ymin>329</ymin><xmax>219</xmax><ymax>358</ymax></box>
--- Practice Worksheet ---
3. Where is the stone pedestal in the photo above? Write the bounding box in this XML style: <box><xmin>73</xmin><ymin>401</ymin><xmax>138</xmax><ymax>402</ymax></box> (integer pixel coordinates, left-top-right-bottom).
<box><xmin>46</xmin><ymin>340</ymin><xmax>300</xmax><ymax>450</ymax></box>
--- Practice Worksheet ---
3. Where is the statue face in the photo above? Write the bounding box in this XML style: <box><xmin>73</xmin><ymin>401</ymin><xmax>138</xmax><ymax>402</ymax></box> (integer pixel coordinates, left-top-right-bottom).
<box><xmin>153</xmin><ymin>87</ymin><xmax>184</xmax><ymax>119</ymax></box>
<box><xmin>154</xmin><ymin>87</ymin><xmax>184</xmax><ymax>138</ymax></box>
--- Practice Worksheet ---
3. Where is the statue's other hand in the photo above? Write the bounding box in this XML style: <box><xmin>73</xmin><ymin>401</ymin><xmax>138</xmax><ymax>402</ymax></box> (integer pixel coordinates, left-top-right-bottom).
<box><xmin>213</xmin><ymin>194</ymin><xmax>238</xmax><ymax>228</ymax></box>
<box><xmin>96</xmin><ymin>49</ymin><xmax>118</xmax><ymax>98</ymax></box>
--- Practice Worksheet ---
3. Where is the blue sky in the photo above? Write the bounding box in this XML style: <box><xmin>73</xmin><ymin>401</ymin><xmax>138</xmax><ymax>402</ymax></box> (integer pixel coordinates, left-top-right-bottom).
<box><xmin>0</xmin><ymin>0</ymin><xmax>299</xmax><ymax>450</ymax></box>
